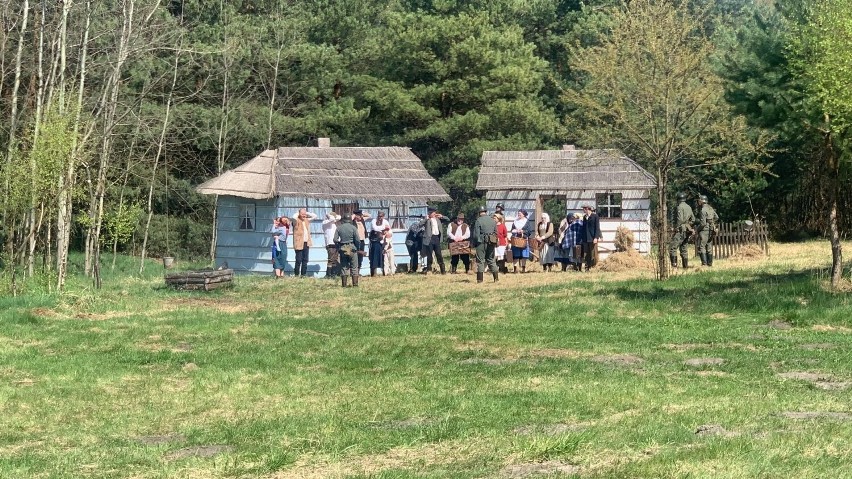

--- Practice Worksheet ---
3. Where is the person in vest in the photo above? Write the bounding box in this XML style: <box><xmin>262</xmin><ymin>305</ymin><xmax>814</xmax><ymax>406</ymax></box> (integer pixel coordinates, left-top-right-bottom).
<box><xmin>322</xmin><ymin>212</ymin><xmax>341</xmax><ymax>279</ymax></box>
<box><xmin>472</xmin><ymin>205</ymin><xmax>499</xmax><ymax>283</ymax></box>
<box><xmin>697</xmin><ymin>194</ymin><xmax>719</xmax><ymax>266</ymax></box>
<box><xmin>447</xmin><ymin>212</ymin><xmax>471</xmax><ymax>274</ymax></box>
<box><xmin>291</xmin><ymin>208</ymin><xmax>317</xmax><ymax>277</ymax></box>
<box><xmin>668</xmin><ymin>192</ymin><xmax>695</xmax><ymax>269</ymax></box>
<box><xmin>582</xmin><ymin>206</ymin><xmax>602</xmax><ymax>271</ymax></box>
<box><xmin>352</xmin><ymin>209</ymin><xmax>371</xmax><ymax>271</ymax></box>
<box><xmin>368</xmin><ymin>211</ymin><xmax>389</xmax><ymax>277</ymax></box>
<box><xmin>421</xmin><ymin>207</ymin><xmax>449</xmax><ymax>274</ymax></box>
<box><xmin>334</xmin><ymin>216</ymin><xmax>360</xmax><ymax>287</ymax></box>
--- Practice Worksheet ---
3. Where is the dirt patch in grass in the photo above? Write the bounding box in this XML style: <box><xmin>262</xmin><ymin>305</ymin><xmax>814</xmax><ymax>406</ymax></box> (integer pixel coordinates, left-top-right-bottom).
<box><xmin>136</xmin><ymin>434</ymin><xmax>186</xmax><ymax>445</ymax></box>
<box><xmin>513</xmin><ymin>423</ymin><xmax>587</xmax><ymax>436</ymax></box>
<box><xmin>800</xmin><ymin>343</ymin><xmax>836</xmax><ymax>350</ymax></box>
<box><xmin>767</xmin><ymin>319</ymin><xmax>793</xmax><ymax>330</ymax></box>
<box><xmin>159</xmin><ymin>297</ymin><xmax>263</xmax><ymax>316</ymax></box>
<box><xmin>693</xmin><ymin>371</ymin><xmax>729</xmax><ymax>377</ymax></box>
<box><xmin>709</xmin><ymin>313</ymin><xmax>731</xmax><ymax>320</ymax></box>
<box><xmin>683</xmin><ymin>358</ymin><xmax>726</xmax><ymax>367</ymax></box>
<box><xmin>460</xmin><ymin>358</ymin><xmax>518</xmax><ymax>366</ymax></box>
<box><xmin>812</xmin><ymin>381</ymin><xmax>851</xmax><ymax>391</ymax></box>
<box><xmin>778</xmin><ymin>371</ymin><xmax>832</xmax><ymax>382</ymax></box>
<box><xmin>165</xmin><ymin>445</ymin><xmax>234</xmax><ymax>460</ymax></box>
<box><xmin>781</xmin><ymin>412</ymin><xmax>852</xmax><ymax>421</ymax></box>
<box><xmin>695</xmin><ymin>424</ymin><xmax>731</xmax><ymax>437</ymax></box>
<box><xmin>525</xmin><ymin>348</ymin><xmax>585</xmax><ymax>360</ymax></box>
<box><xmin>591</xmin><ymin>353</ymin><xmax>643</xmax><ymax>367</ymax></box>
<box><xmin>501</xmin><ymin>461</ymin><xmax>581</xmax><ymax>478</ymax></box>
<box><xmin>812</xmin><ymin>324</ymin><xmax>852</xmax><ymax>333</ymax></box>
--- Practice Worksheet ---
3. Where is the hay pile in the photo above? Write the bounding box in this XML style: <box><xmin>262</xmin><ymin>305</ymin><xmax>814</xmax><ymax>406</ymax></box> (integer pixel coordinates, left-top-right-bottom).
<box><xmin>731</xmin><ymin>243</ymin><xmax>766</xmax><ymax>260</ymax></box>
<box><xmin>598</xmin><ymin>249</ymin><xmax>654</xmax><ymax>272</ymax></box>
<box><xmin>614</xmin><ymin>226</ymin><xmax>635</xmax><ymax>252</ymax></box>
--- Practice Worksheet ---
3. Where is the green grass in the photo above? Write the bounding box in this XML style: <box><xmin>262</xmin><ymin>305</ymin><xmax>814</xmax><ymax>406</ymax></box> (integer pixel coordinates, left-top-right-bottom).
<box><xmin>1</xmin><ymin>243</ymin><xmax>851</xmax><ymax>478</ymax></box>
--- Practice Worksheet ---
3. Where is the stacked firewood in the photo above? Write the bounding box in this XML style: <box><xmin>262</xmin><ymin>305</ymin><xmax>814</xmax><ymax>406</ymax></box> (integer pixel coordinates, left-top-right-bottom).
<box><xmin>165</xmin><ymin>269</ymin><xmax>234</xmax><ymax>291</ymax></box>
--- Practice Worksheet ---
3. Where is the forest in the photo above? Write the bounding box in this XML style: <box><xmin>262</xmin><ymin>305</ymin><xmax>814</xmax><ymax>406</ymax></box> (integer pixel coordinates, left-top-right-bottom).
<box><xmin>0</xmin><ymin>0</ymin><xmax>850</xmax><ymax>289</ymax></box>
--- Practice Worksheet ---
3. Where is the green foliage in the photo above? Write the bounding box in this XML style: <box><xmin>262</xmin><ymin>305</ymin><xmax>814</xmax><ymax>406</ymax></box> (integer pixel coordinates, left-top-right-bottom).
<box><xmin>104</xmin><ymin>202</ymin><xmax>143</xmax><ymax>248</ymax></box>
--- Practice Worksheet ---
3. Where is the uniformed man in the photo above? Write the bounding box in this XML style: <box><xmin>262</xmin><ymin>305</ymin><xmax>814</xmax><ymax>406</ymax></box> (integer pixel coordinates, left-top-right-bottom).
<box><xmin>334</xmin><ymin>216</ymin><xmax>360</xmax><ymax>287</ymax></box>
<box><xmin>472</xmin><ymin>205</ymin><xmax>499</xmax><ymax>283</ymax></box>
<box><xmin>669</xmin><ymin>192</ymin><xmax>695</xmax><ymax>269</ymax></box>
<box><xmin>696</xmin><ymin>194</ymin><xmax>719</xmax><ymax>266</ymax></box>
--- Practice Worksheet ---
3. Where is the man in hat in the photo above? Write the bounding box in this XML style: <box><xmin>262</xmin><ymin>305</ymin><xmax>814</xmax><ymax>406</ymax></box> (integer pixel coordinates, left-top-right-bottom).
<box><xmin>334</xmin><ymin>216</ymin><xmax>360</xmax><ymax>287</ymax></box>
<box><xmin>447</xmin><ymin>212</ymin><xmax>471</xmax><ymax>274</ymax></box>
<box><xmin>582</xmin><ymin>205</ymin><xmax>602</xmax><ymax>271</ymax></box>
<box><xmin>668</xmin><ymin>192</ymin><xmax>695</xmax><ymax>269</ymax></box>
<box><xmin>322</xmin><ymin>211</ymin><xmax>341</xmax><ymax>279</ymax></box>
<box><xmin>696</xmin><ymin>195</ymin><xmax>719</xmax><ymax>266</ymax></box>
<box><xmin>472</xmin><ymin>205</ymin><xmax>499</xmax><ymax>283</ymax></box>
<box><xmin>405</xmin><ymin>217</ymin><xmax>425</xmax><ymax>273</ymax></box>
<box><xmin>421</xmin><ymin>207</ymin><xmax>449</xmax><ymax>274</ymax></box>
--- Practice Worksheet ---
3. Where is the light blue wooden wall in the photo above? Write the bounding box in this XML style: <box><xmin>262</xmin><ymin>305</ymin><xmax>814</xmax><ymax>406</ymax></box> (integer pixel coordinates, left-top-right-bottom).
<box><xmin>214</xmin><ymin>196</ymin><xmax>428</xmax><ymax>276</ymax></box>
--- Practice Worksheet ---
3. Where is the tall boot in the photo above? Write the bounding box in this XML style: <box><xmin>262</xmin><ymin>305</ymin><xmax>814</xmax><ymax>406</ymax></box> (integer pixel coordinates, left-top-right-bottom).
<box><xmin>670</xmin><ymin>254</ymin><xmax>678</xmax><ymax>268</ymax></box>
<box><xmin>341</xmin><ymin>275</ymin><xmax>348</xmax><ymax>287</ymax></box>
<box><xmin>492</xmin><ymin>271</ymin><xmax>499</xmax><ymax>282</ymax></box>
<box><xmin>707</xmin><ymin>252</ymin><xmax>713</xmax><ymax>267</ymax></box>
<box><xmin>513</xmin><ymin>263</ymin><xmax>518</xmax><ymax>274</ymax></box>
<box><xmin>476</xmin><ymin>272</ymin><xmax>484</xmax><ymax>283</ymax></box>
<box><xmin>352</xmin><ymin>274</ymin><xmax>359</xmax><ymax>287</ymax></box>
<box><xmin>451</xmin><ymin>265</ymin><xmax>457</xmax><ymax>274</ymax></box>
<box><xmin>439</xmin><ymin>263</ymin><xmax>446</xmax><ymax>275</ymax></box>
<box><xmin>699</xmin><ymin>253</ymin><xmax>707</xmax><ymax>266</ymax></box>
<box><xmin>681</xmin><ymin>256</ymin><xmax>689</xmax><ymax>269</ymax></box>
<box><xmin>561</xmin><ymin>263</ymin><xmax>567</xmax><ymax>272</ymax></box>
<box><xmin>370</xmin><ymin>268</ymin><xmax>376</xmax><ymax>277</ymax></box>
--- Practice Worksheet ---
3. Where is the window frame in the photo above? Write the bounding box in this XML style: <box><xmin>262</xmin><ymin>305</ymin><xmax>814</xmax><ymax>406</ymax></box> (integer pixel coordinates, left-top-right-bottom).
<box><xmin>389</xmin><ymin>201</ymin><xmax>410</xmax><ymax>230</ymax></box>
<box><xmin>238</xmin><ymin>204</ymin><xmax>256</xmax><ymax>231</ymax></box>
<box><xmin>595</xmin><ymin>192</ymin><xmax>623</xmax><ymax>219</ymax></box>
<box><xmin>332</xmin><ymin>202</ymin><xmax>359</xmax><ymax>220</ymax></box>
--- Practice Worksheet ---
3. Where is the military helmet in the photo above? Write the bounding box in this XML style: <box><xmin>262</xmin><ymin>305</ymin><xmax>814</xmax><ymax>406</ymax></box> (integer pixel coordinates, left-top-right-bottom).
<box><xmin>676</xmin><ymin>192</ymin><xmax>687</xmax><ymax>201</ymax></box>
<box><xmin>478</xmin><ymin>205</ymin><xmax>487</xmax><ymax>213</ymax></box>
<box><xmin>698</xmin><ymin>194</ymin><xmax>708</xmax><ymax>203</ymax></box>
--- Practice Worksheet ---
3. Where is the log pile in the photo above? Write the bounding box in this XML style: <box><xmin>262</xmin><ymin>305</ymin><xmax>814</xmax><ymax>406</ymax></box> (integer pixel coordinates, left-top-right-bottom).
<box><xmin>165</xmin><ymin>269</ymin><xmax>234</xmax><ymax>291</ymax></box>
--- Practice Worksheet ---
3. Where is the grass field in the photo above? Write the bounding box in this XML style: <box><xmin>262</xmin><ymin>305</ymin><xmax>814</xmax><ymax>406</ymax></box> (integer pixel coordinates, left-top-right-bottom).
<box><xmin>1</xmin><ymin>242</ymin><xmax>851</xmax><ymax>478</ymax></box>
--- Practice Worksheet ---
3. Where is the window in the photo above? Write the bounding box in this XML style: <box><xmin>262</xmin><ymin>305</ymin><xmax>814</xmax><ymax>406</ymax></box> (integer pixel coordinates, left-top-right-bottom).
<box><xmin>389</xmin><ymin>201</ymin><xmax>410</xmax><ymax>229</ymax></box>
<box><xmin>595</xmin><ymin>193</ymin><xmax>622</xmax><ymax>219</ymax></box>
<box><xmin>333</xmin><ymin>202</ymin><xmax>358</xmax><ymax>219</ymax></box>
<box><xmin>239</xmin><ymin>204</ymin><xmax>256</xmax><ymax>230</ymax></box>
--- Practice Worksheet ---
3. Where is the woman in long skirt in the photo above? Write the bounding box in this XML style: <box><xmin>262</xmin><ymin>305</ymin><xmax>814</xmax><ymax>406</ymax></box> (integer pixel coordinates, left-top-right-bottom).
<box><xmin>536</xmin><ymin>213</ymin><xmax>556</xmax><ymax>271</ymax></box>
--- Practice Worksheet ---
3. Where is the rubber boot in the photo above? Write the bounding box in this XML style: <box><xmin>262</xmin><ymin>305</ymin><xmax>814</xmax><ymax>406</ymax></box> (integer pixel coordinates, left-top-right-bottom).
<box><xmin>492</xmin><ymin>271</ymin><xmax>499</xmax><ymax>282</ymax></box>
<box><xmin>476</xmin><ymin>272</ymin><xmax>484</xmax><ymax>283</ymax></box>
<box><xmin>370</xmin><ymin>268</ymin><xmax>376</xmax><ymax>277</ymax></box>
<box><xmin>700</xmin><ymin>253</ymin><xmax>707</xmax><ymax>266</ymax></box>
<box><xmin>341</xmin><ymin>275</ymin><xmax>348</xmax><ymax>288</ymax></box>
<box><xmin>352</xmin><ymin>274</ymin><xmax>359</xmax><ymax>287</ymax></box>
<box><xmin>707</xmin><ymin>252</ymin><xmax>714</xmax><ymax>267</ymax></box>
<box><xmin>681</xmin><ymin>256</ymin><xmax>689</xmax><ymax>269</ymax></box>
<box><xmin>670</xmin><ymin>254</ymin><xmax>678</xmax><ymax>268</ymax></box>
<box><xmin>439</xmin><ymin>263</ymin><xmax>446</xmax><ymax>275</ymax></box>
<box><xmin>451</xmin><ymin>265</ymin><xmax>457</xmax><ymax>274</ymax></box>
<box><xmin>561</xmin><ymin>263</ymin><xmax>568</xmax><ymax>272</ymax></box>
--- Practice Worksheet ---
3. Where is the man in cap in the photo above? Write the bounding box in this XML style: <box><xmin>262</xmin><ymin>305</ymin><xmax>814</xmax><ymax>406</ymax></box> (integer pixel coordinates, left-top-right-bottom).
<box><xmin>334</xmin><ymin>216</ymin><xmax>360</xmax><ymax>287</ymax></box>
<box><xmin>421</xmin><ymin>207</ymin><xmax>449</xmax><ymax>274</ymax></box>
<box><xmin>669</xmin><ymin>192</ymin><xmax>695</xmax><ymax>269</ymax></box>
<box><xmin>696</xmin><ymin>195</ymin><xmax>719</xmax><ymax>266</ymax></box>
<box><xmin>352</xmin><ymin>209</ymin><xmax>371</xmax><ymax>271</ymax></box>
<box><xmin>472</xmin><ymin>205</ymin><xmax>499</xmax><ymax>283</ymax></box>
<box><xmin>582</xmin><ymin>205</ymin><xmax>602</xmax><ymax>271</ymax></box>
<box><xmin>447</xmin><ymin>212</ymin><xmax>471</xmax><ymax>274</ymax></box>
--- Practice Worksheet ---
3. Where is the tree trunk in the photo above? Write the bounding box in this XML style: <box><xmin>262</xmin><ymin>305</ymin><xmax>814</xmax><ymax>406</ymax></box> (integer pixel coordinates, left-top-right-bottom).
<box><xmin>656</xmin><ymin>173</ymin><xmax>670</xmax><ymax>280</ymax></box>
<box><xmin>824</xmin><ymin>127</ymin><xmax>843</xmax><ymax>287</ymax></box>
<box><xmin>27</xmin><ymin>0</ymin><xmax>48</xmax><ymax>278</ymax></box>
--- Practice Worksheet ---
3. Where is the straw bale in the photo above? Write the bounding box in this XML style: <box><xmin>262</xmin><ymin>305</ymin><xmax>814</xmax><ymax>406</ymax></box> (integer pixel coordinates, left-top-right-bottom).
<box><xmin>598</xmin><ymin>249</ymin><xmax>653</xmax><ymax>272</ymax></box>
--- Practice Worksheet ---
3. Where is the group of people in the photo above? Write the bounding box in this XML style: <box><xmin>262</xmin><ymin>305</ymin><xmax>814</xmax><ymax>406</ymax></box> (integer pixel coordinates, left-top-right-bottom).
<box><xmin>669</xmin><ymin>193</ymin><xmax>720</xmax><ymax>268</ymax></box>
<box><xmin>270</xmin><ymin>202</ymin><xmax>609</xmax><ymax>287</ymax></box>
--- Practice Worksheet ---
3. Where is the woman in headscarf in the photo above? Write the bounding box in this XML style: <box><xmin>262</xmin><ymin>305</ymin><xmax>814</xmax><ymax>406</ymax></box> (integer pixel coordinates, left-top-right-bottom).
<box><xmin>555</xmin><ymin>213</ymin><xmax>572</xmax><ymax>271</ymax></box>
<box><xmin>562</xmin><ymin>212</ymin><xmax>584</xmax><ymax>271</ymax></box>
<box><xmin>536</xmin><ymin>213</ymin><xmax>556</xmax><ymax>271</ymax></box>
<box><xmin>509</xmin><ymin>209</ymin><xmax>534</xmax><ymax>273</ymax></box>
<box><xmin>369</xmin><ymin>211</ymin><xmax>389</xmax><ymax>276</ymax></box>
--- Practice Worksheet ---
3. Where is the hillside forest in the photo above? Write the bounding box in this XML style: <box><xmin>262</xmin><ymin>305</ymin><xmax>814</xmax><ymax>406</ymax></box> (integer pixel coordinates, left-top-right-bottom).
<box><xmin>0</xmin><ymin>0</ymin><xmax>850</xmax><ymax>289</ymax></box>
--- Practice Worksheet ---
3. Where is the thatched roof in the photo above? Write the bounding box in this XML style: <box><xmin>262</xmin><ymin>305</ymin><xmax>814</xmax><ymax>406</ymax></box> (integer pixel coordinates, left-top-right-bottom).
<box><xmin>197</xmin><ymin>146</ymin><xmax>451</xmax><ymax>202</ymax></box>
<box><xmin>476</xmin><ymin>148</ymin><xmax>656</xmax><ymax>191</ymax></box>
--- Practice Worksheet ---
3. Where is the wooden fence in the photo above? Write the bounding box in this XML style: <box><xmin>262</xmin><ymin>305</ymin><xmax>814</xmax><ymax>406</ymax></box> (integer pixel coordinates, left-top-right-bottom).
<box><xmin>702</xmin><ymin>220</ymin><xmax>770</xmax><ymax>259</ymax></box>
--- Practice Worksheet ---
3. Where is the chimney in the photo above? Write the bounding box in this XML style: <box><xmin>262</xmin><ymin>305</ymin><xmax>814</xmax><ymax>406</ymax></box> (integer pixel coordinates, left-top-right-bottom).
<box><xmin>318</xmin><ymin>137</ymin><xmax>331</xmax><ymax>148</ymax></box>
<box><xmin>562</xmin><ymin>144</ymin><xmax>575</xmax><ymax>151</ymax></box>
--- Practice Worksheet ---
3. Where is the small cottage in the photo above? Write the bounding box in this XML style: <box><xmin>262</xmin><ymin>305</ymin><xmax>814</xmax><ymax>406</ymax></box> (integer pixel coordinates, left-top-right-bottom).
<box><xmin>196</xmin><ymin>139</ymin><xmax>451</xmax><ymax>275</ymax></box>
<box><xmin>476</xmin><ymin>145</ymin><xmax>657</xmax><ymax>258</ymax></box>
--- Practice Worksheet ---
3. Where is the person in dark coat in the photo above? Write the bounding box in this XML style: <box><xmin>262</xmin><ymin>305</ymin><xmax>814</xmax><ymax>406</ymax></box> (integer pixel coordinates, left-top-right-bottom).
<box><xmin>582</xmin><ymin>205</ymin><xmax>603</xmax><ymax>271</ymax></box>
<box><xmin>405</xmin><ymin>218</ymin><xmax>425</xmax><ymax>273</ymax></box>
<box><xmin>421</xmin><ymin>207</ymin><xmax>450</xmax><ymax>274</ymax></box>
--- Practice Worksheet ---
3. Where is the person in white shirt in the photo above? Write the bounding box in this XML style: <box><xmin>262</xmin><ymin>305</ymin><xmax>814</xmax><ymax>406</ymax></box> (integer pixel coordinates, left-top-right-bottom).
<box><xmin>447</xmin><ymin>212</ymin><xmax>471</xmax><ymax>274</ymax></box>
<box><xmin>322</xmin><ymin>212</ymin><xmax>341</xmax><ymax>278</ymax></box>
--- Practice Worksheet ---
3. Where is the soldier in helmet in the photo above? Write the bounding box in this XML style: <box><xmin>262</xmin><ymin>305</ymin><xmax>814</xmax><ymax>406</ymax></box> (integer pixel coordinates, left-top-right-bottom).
<box><xmin>696</xmin><ymin>195</ymin><xmax>719</xmax><ymax>266</ymax></box>
<box><xmin>669</xmin><ymin>192</ymin><xmax>695</xmax><ymax>269</ymax></box>
<box><xmin>472</xmin><ymin>205</ymin><xmax>499</xmax><ymax>283</ymax></box>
